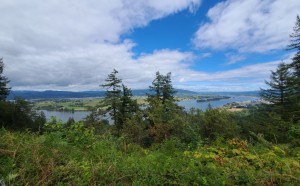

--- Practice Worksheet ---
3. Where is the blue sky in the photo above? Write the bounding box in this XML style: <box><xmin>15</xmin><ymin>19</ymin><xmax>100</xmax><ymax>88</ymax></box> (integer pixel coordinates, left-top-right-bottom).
<box><xmin>1</xmin><ymin>0</ymin><xmax>300</xmax><ymax>92</ymax></box>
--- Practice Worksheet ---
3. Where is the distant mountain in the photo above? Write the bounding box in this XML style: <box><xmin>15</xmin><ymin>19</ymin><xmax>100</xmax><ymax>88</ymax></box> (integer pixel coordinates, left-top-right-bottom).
<box><xmin>131</xmin><ymin>89</ymin><xmax>200</xmax><ymax>96</ymax></box>
<box><xmin>8</xmin><ymin>89</ymin><xmax>200</xmax><ymax>100</ymax></box>
<box><xmin>8</xmin><ymin>89</ymin><xmax>258</xmax><ymax>100</ymax></box>
<box><xmin>8</xmin><ymin>90</ymin><xmax>106</xmax><ymax>100</ymax></box>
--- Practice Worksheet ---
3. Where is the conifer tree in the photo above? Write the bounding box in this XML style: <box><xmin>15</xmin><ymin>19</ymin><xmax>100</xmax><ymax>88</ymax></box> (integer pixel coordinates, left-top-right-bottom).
<box><xmin>287</xmin><ymin>15</ymin><xmax>300</xmax><ymax>120</ymax></box>
<box><xmin>0</xmin><ymin>58</ymin><xmax>10</xmax><ymax>101</ymax></box>
<box><xmin>288</xmin><ymin>15</ymin><xmax>300</xmax><ymax>76</ymax></box>
<box><xmin>146</xmin><ymin>72</ymin><xmax>185</xmax><ymax>142</ymax></box>
<box><xmin>117</xmin><ymin>84</ymin><xmax>138</xmax><ymax>128</ymax></box>
<box><xmin>101</xmin><ymin>69</ymin><xmax>122</xmax><ymax>126</ymax></box>
<box><xmin>148</xmin><ymin>71</ymin><xmax>176</xmax><ymax>104</ymax></box>
<box><xmin>161</xmin><ymin>72</ymin><xmax>176</xmax><ymax>104</ymax></box>
<box><xmin>260</xmin><ymin>63</ymin><xmax>293</xmax><ymax>117</ymax></box>
<box><xmin>148</xmin><ymin>71</ymin><xmax>163</xmax><ymax>102</ymax></box>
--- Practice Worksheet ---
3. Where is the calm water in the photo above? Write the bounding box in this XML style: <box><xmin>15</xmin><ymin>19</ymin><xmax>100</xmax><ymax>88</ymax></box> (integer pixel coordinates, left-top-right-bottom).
<box><xmin>41</xmin><ymin>110</ymin><xmax>91</xmax><ymax>122</ymax></box>
<box><xmin>178</xmin><ymin>96</ymin><xmax>259</xmax><ymax>110</ymax></box>
<box><xmin>40</xmin><ymin>96</ymin><xmax>259</xmax><ymax>122</ymax></box>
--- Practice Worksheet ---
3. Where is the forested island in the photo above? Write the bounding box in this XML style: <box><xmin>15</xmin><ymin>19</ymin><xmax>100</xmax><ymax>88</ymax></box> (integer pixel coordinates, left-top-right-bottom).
<box><xmin>196</xmin><ymin>95</ymin><xmax>231</xmax><ymax>102</ymax></box>
<box><xmin>0</xmin><ymin>16</ymin><xmax>300</xmax><ymax>186</ymax></box>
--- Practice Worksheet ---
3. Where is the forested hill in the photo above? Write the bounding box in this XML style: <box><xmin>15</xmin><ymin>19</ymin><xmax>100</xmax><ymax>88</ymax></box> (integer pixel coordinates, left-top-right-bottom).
<box><xmin>197</xmin><ymin>91</ymin><xmax>260</xmax><ymax>96</ymax></box>
<box><xmin>7</xmin><ymin>89</ymin><xmax>200</xmax><ymax>100</ymax></box>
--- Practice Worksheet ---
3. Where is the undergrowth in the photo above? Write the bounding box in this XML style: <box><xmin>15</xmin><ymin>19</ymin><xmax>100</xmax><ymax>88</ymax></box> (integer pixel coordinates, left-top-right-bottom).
<box><xmin>0</xmin><ymin>125</ymin><xmax>300</xmax><ymax>185</ymax></box>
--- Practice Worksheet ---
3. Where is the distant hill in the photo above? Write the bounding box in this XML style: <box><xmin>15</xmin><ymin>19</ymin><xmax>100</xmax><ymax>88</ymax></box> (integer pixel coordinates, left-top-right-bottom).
<box><xmin>8</xmin><ymin>89</ymin><xmax>199</xmax><ymax>100</ymax></box>
<box><xmin>8</xmin><ymin>90</ymin><xmax>259</xmax><ymax>100</ymax></box>
<box><xmin>7</xmin><ymin>90</ymin><xmax>106</xmax><ymax>100</ymax></box>
<box><xmin>197</xmin><ymin>91</ymin><xmax>260</xmax><ymax>96</ymax></box>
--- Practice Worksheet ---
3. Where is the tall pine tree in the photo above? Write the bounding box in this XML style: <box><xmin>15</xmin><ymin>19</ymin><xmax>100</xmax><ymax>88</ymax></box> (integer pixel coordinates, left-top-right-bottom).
<box><xmin>117</xmin><ymin>84</ymin><xmax>138</xmax><ymax>128</ymax></box>
<box><xmin>287</xmin><ymin>15</ymin><xmax>300</xmax><ymax>120</ymax></box>
<box><xmin>148</xmin><ymin>71</ymin><xmax>176</xmax><ymax>105</ymax></box>
<box><xmin>101</xmin><ymin>69</ymin><xmax>122</xmax><ymax>126</ymax></box>
<box><xmin>260</xmin><ymin>63</ymin><xmax>293</xmax><ymax>118</ymax></box>
<box><xmin>146</xmin><ymin>72</ymin><xmax>184</xmax><ymax>142</ymax></box>
<box><xmin>0</xmin><ymin>58</ymin><xmax>10</xmax><ymax>101</ymax></box>
<box><xmin>288</xmin><ymin>15</ymin><xmax>300</xmax><ymax>77</ymax></box>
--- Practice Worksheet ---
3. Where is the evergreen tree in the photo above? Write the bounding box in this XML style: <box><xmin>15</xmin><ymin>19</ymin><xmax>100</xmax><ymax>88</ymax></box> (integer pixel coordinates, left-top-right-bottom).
<box><xmin>161</xmin><ymin>72</ymin><xmax>176</xmax><ymax>104</ymax></box>
<box><xmin>101</xmin><ymin>69</ymin><xmax>122</xmax><ymax>126</ymax></box>
<box><xmin>288</xmin><ymin>15</ymin><xmax>300</xmax><ymax>76</ymax></box>
<box><xmin>0</xmin><ymin>58</ymin><xmax>10</xmax><ymax>101</ymax></box>
<box><xmin>148</xmin><ymin>71</ymin><xmax>163</xmax><ymax>102</ymax></box>
<box><xmin>260</xmin><ymin>63</ymin><xmax>293</xmax><ymax>118</ymax></box>
<box><xmin>117</xmin><ymin>84</ymin><xmax>138</xmax><ymax>129</ymax></box>
<box><xmin>146</xmin><ymin>72</ymin><xmax>185</xmax><ymax>143</ymax></box>
<box><xmin>287</xmin><ymin>15</ymin><xmax>300</xmax><ymax>120</ymax></box>
<box><xmin>148</xmin><ymin>71</ymin><xmax>176</xmax><ymax>104</ymax></box>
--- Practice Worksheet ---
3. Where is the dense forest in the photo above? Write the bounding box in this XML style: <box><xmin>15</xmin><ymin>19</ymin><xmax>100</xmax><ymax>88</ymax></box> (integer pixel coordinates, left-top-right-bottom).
<box><xmin>0</xmin><ymin>17</ymin><xmax>300</xmax><ymax>185</ymax></box>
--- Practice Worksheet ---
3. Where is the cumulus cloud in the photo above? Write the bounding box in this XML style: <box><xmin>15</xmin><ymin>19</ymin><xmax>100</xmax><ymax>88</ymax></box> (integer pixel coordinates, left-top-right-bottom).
<box><xmin>173</xmin><ymin>58</ymin><xmax>290</xmax><ymax>92</ymax></box>
<box><xmin>0</xmin><ymin>0</ymin><xmax>292</xmax><ymax>92</ymax></box>
<box><xmin>6</xmin><ymin>42</ymin><xmax>195</xmax><ymax>91</ymax></box>
<box><xmin>0</xmin><ymin>0</ymin><xmax>201</xmax><ymax>90</ymax></box>
<box><xmin>193</xmin><ymin>0</ymin><xmax>300</xmax><ymax>53</ymax></box>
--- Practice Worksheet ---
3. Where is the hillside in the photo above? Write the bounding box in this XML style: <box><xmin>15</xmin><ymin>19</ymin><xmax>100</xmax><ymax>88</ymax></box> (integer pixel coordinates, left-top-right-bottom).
<box><xmin>8</xmin><ymin>89</ymin><xmax>200</xmax><ymax>100</ymax></box>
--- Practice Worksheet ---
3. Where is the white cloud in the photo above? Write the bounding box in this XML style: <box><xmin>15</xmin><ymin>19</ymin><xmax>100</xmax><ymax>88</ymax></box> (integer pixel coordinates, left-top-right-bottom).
<box><xmin>6</xmin><ymin>42</ymin><xmax>195</xmax><ymax>91</ymax></box>
<box><xmin>173</xmin><ymin>58</ymin><xmax>290</xmax><ymax>92</ymax></box>
<box><xmin>226</xmin><ymin>54</ymin><xmax>246</xmax><ymax>65</ymax></box>
<box><xmin>193</xmin><ymin>0</ymin><xmax>300</xmax><ymax>52</ymax></box>
<box><xmin>6</xmin><ymin>41</ymin><xmax>287</xmax><ymax>92</ymax></box>
<box><xmin>0</xmin><ymin>0</ymin><xmax>201</xmax><ymax>90</ymax></box>
<box><xmin>0</xmin><ymin>0</ymin><xmax>293</xmax><ymax>92</ymax></box>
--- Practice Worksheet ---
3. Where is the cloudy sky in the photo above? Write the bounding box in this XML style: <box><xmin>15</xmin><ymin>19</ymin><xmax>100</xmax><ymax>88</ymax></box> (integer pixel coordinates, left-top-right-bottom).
<box><xmin>1</xmin><ymin>0</ymin><xmax>299</xmax><ymax>92</ymax></box>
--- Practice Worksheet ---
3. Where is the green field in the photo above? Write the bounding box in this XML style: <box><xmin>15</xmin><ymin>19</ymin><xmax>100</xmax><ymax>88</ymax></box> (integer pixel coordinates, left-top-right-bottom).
<box><xmin>32</xmin><ymin>96</ymin><xmax>151</xmax><ymax>111</ymax></box>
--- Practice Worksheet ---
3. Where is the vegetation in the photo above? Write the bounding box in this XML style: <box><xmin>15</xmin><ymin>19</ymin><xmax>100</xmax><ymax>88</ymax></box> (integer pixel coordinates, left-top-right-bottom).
<box><xmin>287</xmin><ymin>15</ymin><xmax>300</xmax><ymax>121</ymax></box>
<box><xmin>1</xmin><ymin>16</ymin><xmax>300</xmax><ymax>185</ymax></box>
<box><xmin>1</xmin><ymin>126</ymin><xmax>300</xmax><ymax>185</ymax></box>
<box><xmin>0</xmin><ymin>58</ymin><xmax>10</xmax><ymax>101</ymax></box>
<box><xmin>260</xmin><ymin>62</ymin><xmax>293</xmax><ymax>119</ymax></box>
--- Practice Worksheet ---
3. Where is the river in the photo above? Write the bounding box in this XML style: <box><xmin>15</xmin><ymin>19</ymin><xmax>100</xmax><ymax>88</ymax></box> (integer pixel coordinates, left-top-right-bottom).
<box><xmin>40</xmin><ymin>96</ymin><xmax>259</xmax><ymax>122</ymax></box>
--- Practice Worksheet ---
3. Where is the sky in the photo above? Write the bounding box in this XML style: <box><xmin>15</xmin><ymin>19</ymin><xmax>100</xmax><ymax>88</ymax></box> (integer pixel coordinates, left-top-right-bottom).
<box><xmin>0</xmin><ymin>0</ymin><xmax>300</xmax><ymax>92</ymax></box>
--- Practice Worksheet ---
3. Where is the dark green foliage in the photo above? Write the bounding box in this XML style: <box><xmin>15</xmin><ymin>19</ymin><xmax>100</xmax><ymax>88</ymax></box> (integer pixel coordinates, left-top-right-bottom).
<box><xmin>288</xmin><ymin>122</ymin><xmax>300</xmax><ymax>147</ymax></box>
<box><xmin>84</xmin><ymin>109</ymin><xmax>110</xmax><ymax>135</ymax></box>
<box><xmin>122</xmin><ymin>110</ymin><xmax>150</xmax><ymax>146</ymax></box>
<box><xmin>200</xmin><ymin>108</ymin><xmax>240</xmax><ymax>141</ymax></box>
<box><xmin>100</xmin><ymin>69</ymin><xmax>122</xmax><ymax>124</ymax></box>
<box><xmin>237</xmin><ymin>106</ymin><xmax>292</xmax><ymax>143</ymax></box>
<box><xmin>148</xmin><ymin>71</ymin><xmax>176</xmax><ymax>104</ymax></box>
<box><xmin>287</xmin><ymin>16</ymin><xmax>300</xmax><ymax>121</ymax></box>
<box><xmin>93</xmin><ymin>70</ymin><xmax>139</xmax><ymax>136</ymax></box>
<box><xmin>0</xmin><ymin>58</ymin><xmax>10</xmax><ymax>101</ymax></box>
<box><xmin>144</xmin><ymin>72</ymin><xmax>193</xmax><ymax>144</ymax></box>
<box><xmin>260</xmin><ymin>63</ymin><xmax>293</xmax><ymax>118</ymax></box>
<box><xmin>0</xmin><ymin>97</ymin><xmax>46</xmax><ymax>132</ymax></box>
<box><xmin>259</xmin><ymin>16</ymin><xmax>300</xmax><ymax>122</ymax></box>
<box><xmin>287</xmin><ymin>15</ymin><xmax>300</xmax><ymax>69</ymax></box>
<box><xmin>146</xmin><ymin>100</ymin><xmax>187</xmax><ymax>143</ymax></box>
<box><xmin>117</xmin><ymin>84</ymin><xmax>139</xmax><ymax>130</ymax></box>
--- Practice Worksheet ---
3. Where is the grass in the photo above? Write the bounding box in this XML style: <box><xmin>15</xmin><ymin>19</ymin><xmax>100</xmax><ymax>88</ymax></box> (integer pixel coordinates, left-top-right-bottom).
<box><xmin>33</xmin><ymin>98</ymin><xmax>103</xmax><ymax>111</ymax></box>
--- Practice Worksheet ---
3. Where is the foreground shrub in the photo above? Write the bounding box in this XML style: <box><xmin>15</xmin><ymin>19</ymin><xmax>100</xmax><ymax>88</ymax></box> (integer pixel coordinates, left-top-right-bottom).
<box><xmin>0</xmin><ymin>127</ymin><xmax>299</xmax><ymax>185</ymax></box>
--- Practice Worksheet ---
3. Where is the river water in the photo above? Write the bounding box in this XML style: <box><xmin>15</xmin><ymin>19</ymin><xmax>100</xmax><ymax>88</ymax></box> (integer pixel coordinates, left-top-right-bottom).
<box><xmin>40</xmin><ymin>96</ymin><xmax>259</xmax><ymax>122</ymax></box>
